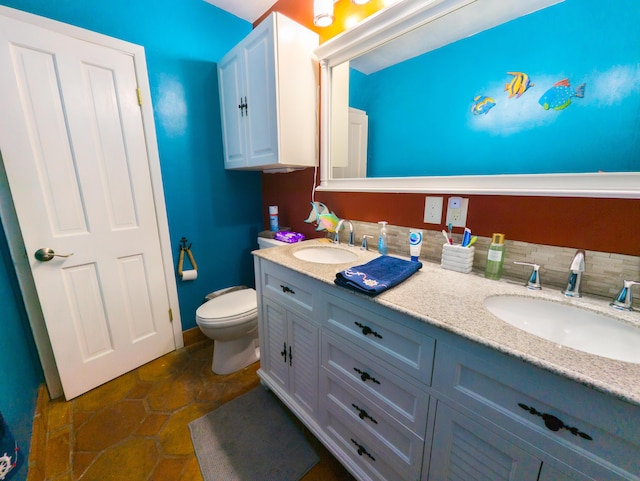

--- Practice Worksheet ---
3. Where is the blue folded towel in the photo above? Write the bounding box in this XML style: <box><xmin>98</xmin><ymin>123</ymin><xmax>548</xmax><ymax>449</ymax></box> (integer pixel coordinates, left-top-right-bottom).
<box><xmin>335</xmin><ymin>256</ymin><xmax>422</xmax><ymax>296</ymax></box>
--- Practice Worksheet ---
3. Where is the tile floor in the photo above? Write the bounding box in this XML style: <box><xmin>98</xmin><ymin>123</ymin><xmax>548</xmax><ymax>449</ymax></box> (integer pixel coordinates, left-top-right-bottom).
<box><xmin>31</xmin><ymin>338</ymin><xmax>356</xmax><ymax>480</ymax></box>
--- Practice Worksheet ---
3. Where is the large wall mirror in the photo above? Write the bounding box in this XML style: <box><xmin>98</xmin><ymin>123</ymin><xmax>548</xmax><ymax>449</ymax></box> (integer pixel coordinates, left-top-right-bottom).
<box><xmin>315</xmin><ymin>0</ymin><xmax>640</xmax><ymax>198</ymax></box>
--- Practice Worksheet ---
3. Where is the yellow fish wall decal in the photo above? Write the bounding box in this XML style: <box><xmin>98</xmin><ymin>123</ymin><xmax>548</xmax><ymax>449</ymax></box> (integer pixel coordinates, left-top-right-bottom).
<box><xmin>505</xmin><ymin>72</ymin><xmax>534</xmax><ymax>98</ymax></box>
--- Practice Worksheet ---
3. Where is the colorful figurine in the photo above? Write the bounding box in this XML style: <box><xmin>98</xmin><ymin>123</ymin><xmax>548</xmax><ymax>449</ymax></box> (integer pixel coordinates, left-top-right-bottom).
<box><xmin>303</xmin><ymin>201</ymin><xmax>328</xmax><ymax>224</ymax></box>
<box><xmin>304</xmin><ymin>201</ymin><xmax>340</xmax><ymax>232</ymax></box>
<box><xmin>539</xmin><ymin>79</ymin><xmax>586</xmax><ymax>110</ymax></box>
<box><xmin>505</xmin><ymin>71</ymin><xmax>534</xmax><ymax>98</ymax></box>
<box><xmin>471</xmin><ymin>95</ymin><xmax>496</xmax><ymax>115</ymax></box>
<box><xmin>317</xmin><ymin>211</ymin><xmax>340</xmax><ymax>233</ymax></box>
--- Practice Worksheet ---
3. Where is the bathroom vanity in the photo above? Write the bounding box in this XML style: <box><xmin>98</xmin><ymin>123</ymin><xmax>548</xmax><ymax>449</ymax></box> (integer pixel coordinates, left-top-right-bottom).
<box><xmin>253</xmin><ymin>240</ymin><xmax>640</xmax><ymax>481</ymax></box>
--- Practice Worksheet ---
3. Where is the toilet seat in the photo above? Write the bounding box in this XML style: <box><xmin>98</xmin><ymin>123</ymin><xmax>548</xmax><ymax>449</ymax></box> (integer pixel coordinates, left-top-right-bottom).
<box><xmin>196</xmin><ymin>288</ymin><xmax>257</xmax><ymax>328</ymax></box>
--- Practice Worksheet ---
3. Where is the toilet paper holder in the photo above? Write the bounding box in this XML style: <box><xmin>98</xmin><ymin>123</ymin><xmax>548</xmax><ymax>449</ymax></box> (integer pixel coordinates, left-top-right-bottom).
<box><xmin>178</xmin><ymin>237</ymin><xmax>198</xmax><ymax>279</ymax></box>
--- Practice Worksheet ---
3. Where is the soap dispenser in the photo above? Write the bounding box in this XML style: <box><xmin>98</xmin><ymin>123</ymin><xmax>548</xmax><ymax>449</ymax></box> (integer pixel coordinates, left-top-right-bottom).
<box><xmin>377</xmin><ymin>221</ymin><xmax>388</xmax><ymax>255</ymax></box>
<box><xmin>485</xmin><ymin>233</ymin><xmax>505</xmax><ymax>280</ymax></box>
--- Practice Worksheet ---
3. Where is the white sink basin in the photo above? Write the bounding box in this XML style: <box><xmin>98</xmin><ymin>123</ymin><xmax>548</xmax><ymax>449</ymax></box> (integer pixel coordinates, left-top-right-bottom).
<box><xmin>484</xmin><ymin>296</ymin><xmax>640</xmax><ymax>363</ymax></box>
<box><xmin>293</xmin><ymin>246</ymin><xmax>358</xmax><ymax>264</ymax></box>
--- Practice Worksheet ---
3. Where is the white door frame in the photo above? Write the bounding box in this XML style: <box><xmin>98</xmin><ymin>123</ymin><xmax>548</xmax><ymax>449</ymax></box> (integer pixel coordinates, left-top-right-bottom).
<box><xmin>0</xmin><ymin>5</ymin><xmax>183</xmax><ymax>399</ymax></box>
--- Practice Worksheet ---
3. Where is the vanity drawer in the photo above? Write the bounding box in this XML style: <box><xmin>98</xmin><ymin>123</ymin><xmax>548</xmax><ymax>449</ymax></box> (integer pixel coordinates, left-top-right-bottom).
<box><xmin>322</xmin><ymin>332</ymin><xmax>429</xmax><ymax>433</ymax></box>
<box><xmin>260</xmin><ymin>260</ymin><xmax>315</xmax><ymax>317</ymax></box>
<box><xmin>321</xmin><ymin>379</ymin><xmax>423</xmax><ymax>481</ymax></box>
<box><xmin>320</xmin><ymin>368</ymin><xmax>427</xmax><ymax>468</ymax></box>
<box><xmin>432</xmin><ymin>341</ymin><xmax>640</xmax><ymax>480</ymax></box>
<box><xmin>321</xmin><ymin>290</ymin><xmax>435</xmax><ymax>384</ymax></box>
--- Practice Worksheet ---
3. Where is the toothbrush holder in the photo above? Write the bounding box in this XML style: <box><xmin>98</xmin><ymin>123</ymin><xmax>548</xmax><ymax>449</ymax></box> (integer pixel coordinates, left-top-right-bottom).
<box><xmin>441</xmin><ymin>243</ymin><xmax>475</xmax><ymax>274</ymax></box>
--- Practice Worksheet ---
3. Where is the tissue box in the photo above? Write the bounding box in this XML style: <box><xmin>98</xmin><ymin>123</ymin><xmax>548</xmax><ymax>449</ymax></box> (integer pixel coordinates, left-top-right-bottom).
<box><xmin>441</xmin><ymin>243</ymin><xmax>475</xmax><ymax>274</ymax></box>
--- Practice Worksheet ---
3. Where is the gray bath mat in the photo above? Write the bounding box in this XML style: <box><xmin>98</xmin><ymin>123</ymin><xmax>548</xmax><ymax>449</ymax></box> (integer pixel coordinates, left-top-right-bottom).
<box><xmin>189</xmin><ymin>387</ymin><xmax>320</xmax><ymax>481</ymax></box>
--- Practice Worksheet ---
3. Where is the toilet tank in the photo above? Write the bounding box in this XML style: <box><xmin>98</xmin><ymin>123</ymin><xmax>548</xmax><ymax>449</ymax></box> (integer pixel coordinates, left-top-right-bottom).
<box><xmin>257</xmin><ymin>237</ymin><xmax>287</xmax><ymax>249</ymax></box>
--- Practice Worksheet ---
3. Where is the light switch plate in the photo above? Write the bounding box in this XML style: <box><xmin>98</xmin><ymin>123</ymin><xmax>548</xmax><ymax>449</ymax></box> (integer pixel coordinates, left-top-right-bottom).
<box><xmin>424</xmin><ymin>196</ymin><xmax>443</xmax><ymax>224</ymax></box>
<box><xmin>445</xmin><ymin>197</ymin><xmax>468</xmax><ymax>227</ymax></box>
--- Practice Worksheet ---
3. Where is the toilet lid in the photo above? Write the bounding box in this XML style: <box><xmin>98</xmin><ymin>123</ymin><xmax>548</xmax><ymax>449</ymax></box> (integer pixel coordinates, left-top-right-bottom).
<box><xmin>196</xmin><ymin>288</ymin><xmax>257</xmax><ymax>321</ymax></box>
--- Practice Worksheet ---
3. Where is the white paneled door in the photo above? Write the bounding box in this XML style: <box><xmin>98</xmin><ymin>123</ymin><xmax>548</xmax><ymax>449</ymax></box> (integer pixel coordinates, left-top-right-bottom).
<box><xmin>0</xmin><ymin>14</ymin><xmax>176</xmax><ymax>399</ymax></box>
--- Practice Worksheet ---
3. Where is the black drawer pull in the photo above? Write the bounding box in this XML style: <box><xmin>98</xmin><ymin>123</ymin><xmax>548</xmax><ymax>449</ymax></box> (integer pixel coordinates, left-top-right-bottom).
<box><xmin>518</xmin><ymin>403</ymin><xmax>593</xmax><ymax>440</ymax></box>
<box><xmin>352</xmin><ymin>403</ymin><xmax>378</xmax><ymax>424</ymax></box>
<box><xmin>280</xmin><ymin>285</ymin><xmax>295</xmax><ymax>295</ymax></box>
<box><xmin>354</xmin><ymin>321</ymin><xmax>382</xmax><ymax>339</ymax></box>
<box><xmin>281</xmin><ymin>342</ymin><xmax>287</xmax><ymax>363</ymax></box>
<box><xmin>351</xmin><ymin>439</ymin><xmax>376</xmax><ymax>461</ymax></box>
<box><xmin>353</xmin><ymin>367</ymin><xmax>380</xmax><ymax>385</ymax></box>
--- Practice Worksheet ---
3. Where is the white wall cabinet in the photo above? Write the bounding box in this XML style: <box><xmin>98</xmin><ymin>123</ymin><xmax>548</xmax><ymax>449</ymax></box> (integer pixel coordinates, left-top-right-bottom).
<box><xmin>217</xmin><ymin>12</ymin><xmax>318</xmax><ymax>171</ymax></box>
<box><xmin>253</xmin><ymin>255</ymin><xmax>640</xmax><ymax>481</ymax></box>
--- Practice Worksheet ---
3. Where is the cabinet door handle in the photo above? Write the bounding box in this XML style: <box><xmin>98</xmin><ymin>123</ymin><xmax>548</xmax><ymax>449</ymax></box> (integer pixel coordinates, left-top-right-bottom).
<box><xmin>353</xmin><ymin>367</ymin><xmax>380</xmax><ymax>385</ymax></box>
<box><xmin>280</xmin><ymin>285</ymin><xmax>295</xmax><ymax>295</ymax></box>
<box><xmin>354</xmin><ymin>321</ymin><xmax>382</xmax><ymax>339</ymax></box>
<box><xmin>351</xmin><ymin>439</ymin><xmax>376</xmax><ymax>461</ymax></box>
<box><xmin>238</xmin><ymin>97</ymin><xmax>248</xmax><ymax>116</ymax></box>
<box><xmin>289</xmin><ymin>345</ymin><xmax>292</xmax><ymax>366</ymax></box>
<box><xmin>352</xmin><ymin>403</ymin><xmax>378</xmax><ymax>424</ymax></box>
<box><xmin>281</xmin><ymin>342</ymin><xmax>287</xmax><ymax>363</ymax></box>
<box><xmin>518</xmin><ymin>403</ymin><xmax>593</xmax><ymax>440</ymax></box>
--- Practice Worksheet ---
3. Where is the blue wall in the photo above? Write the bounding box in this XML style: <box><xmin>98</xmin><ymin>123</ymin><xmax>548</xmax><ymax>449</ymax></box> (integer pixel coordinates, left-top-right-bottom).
<box><xmin>0</xmin><ymin>0</ymin><xmax>262</xmax><ymax>475</ymax></box>
<box><xmin>0</xmin><ymin>217</ymin><xmax>42</xmax><ymax>481</ymax></box>
<box><xmin>351</xmin><ymin>0</ymin><xmax>640</xmax><ymax>177</ymax></box>
<box><xmin>0</xmin><ymin>0</ymin><xmax>263</xmax><ymax>330</ymax></box>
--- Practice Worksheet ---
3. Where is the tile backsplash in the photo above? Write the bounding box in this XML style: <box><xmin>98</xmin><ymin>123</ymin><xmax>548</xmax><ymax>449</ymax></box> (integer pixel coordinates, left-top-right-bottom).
<box><xmin>334</xmin><ymin>221</ymin><xmax>640</xmax><ymax>307</ymax></box>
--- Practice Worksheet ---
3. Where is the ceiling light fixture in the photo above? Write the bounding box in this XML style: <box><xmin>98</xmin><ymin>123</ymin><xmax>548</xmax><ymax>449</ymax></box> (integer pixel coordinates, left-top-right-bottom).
<box><xmin>313</xmin><ymin>0</ymin><xmax>335</xmax><ymax>27</ymax></box>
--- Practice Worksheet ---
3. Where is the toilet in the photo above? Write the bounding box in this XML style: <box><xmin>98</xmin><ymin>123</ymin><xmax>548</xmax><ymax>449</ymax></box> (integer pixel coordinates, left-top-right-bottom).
<box><xmin>195</xmin><ymin>236</ymin><xmax>286</xmax><ymax>374</ymax></box>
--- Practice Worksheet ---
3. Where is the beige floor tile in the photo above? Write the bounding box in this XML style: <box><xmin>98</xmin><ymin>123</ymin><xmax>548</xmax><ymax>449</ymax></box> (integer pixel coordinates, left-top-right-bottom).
<box><xmin>38</xmin><ymin>339</ymin><xmax>355</xmax><ymax>481</ymax></box>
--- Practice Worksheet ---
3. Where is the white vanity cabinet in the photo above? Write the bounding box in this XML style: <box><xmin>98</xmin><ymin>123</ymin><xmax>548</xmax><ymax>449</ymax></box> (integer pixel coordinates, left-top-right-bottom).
<box><xmin>430</xmin><ymin>338</ymin><xmax>640</xmax><ymax>481</ymax></box>
<box><xmin>318</xmin><ymin>288</ymin><xmax>435</xmax><ymax>481</ymax></box>
<box><xmin>428</xmin><ymin>401</ymin><xmax>542</xmax><ymax>481</ymax></box>
<box><xmin>256</xmin><ymin>259</ymin><xmax>319</xmax><ymax>420</ymax></box>
<box><xmin>217</xmin><ymin>12</ymin><xmax>318</xmax><ymax>171</ymax></box>
<box><xmin>261</xmin><ymin>297</ymin><xmax>319</xmax><ymax>418</ymax></box>
<box><xmin>253</xmin><ymin>253</ymin><xmax>640</xmax><ymax>481</ymax></box>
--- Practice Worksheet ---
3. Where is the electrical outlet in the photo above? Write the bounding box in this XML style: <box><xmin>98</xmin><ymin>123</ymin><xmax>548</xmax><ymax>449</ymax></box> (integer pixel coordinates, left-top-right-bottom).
<box><xmin>423</xmin><ymin>196</ymin><xmax>443</xmax><ymax>224</ymax></box>
<box><xmin>445</xmin><ymin>197</ymin><xmax>469</xmax><ymax>227</ymax></box>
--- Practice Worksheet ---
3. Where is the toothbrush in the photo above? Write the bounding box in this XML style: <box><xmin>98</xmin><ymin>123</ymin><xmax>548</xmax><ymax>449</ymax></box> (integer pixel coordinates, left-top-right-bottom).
<box><xmin>467</xmin><ymin>235</ymin><xmax>478</xmax><ymax>247</ymax></box>
<box><xmin>441</xmin><ymin>230</ymin><xmax>452</xmax><ymax>245</ymax></box>
<box><xmin>447</xmin><ymin>223</ymin><xmax>453</xmax><ymax>245</ymax></box>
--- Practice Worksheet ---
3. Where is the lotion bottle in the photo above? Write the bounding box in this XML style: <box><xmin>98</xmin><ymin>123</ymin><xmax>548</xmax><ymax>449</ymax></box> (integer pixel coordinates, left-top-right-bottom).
<box><xmin>485</xmin><ymin>233</ymin><xmax>505</xmax><ymax>280</ymax></box>
<box><xmin>377</xmin><ymin>221</ymin><xmax>388</xmax><ymax>255</ymax></box>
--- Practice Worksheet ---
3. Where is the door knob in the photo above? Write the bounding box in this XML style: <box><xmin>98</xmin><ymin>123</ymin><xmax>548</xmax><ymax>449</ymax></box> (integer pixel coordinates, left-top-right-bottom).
<box><xmin>34</xmin><ymin>248</ymin><xmax>74</xmax><ymax>262</ymax></box>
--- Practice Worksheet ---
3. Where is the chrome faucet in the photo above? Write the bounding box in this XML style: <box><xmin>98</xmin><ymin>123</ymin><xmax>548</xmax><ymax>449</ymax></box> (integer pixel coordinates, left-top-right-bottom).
<box><xmin>513</xmin><ymin>261</ymin><xmax>542</xmax><ymax>290</ymax></box>
<box><xmin>361</xmin><ymin>235</ymin><xmax>373</xmax><ymax>251</ymax></box>
<box><xmin>334</xmin><ymin>219</ymin><xmax>354</xmax><ymax>246</ymax></box>
<box><xmin>610</xmin><ymin>280</ymin><xmax>640</xmax><ymax>311</ymax></box>
<box><xmin>562</xmin><ymin>250</ymin><xmax>585</xmax><ymax>298</ymax></box>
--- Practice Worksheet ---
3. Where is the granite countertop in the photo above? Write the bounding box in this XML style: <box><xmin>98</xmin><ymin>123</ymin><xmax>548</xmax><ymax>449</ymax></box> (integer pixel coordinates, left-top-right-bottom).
<box><xmin>253</xmin><ymin>239</ymin><xmax>640</xmax><ymax>407</ymax></box>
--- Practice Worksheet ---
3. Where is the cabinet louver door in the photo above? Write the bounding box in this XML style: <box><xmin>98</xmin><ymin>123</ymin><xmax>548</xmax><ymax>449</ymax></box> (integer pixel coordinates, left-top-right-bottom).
<box><xmin>262</xmin><ymin>299</ymin><xmax>288</xmax><ymax>391</ymax></box>
<box><xmin>289</xmin><ymin>312</ymin><xmax>318</xmax><ymax>416</ymax></box>
<box><xmin>429</xmin><ymin>403</ymin><xmax>541</xmax><ymax>481</ymax></box>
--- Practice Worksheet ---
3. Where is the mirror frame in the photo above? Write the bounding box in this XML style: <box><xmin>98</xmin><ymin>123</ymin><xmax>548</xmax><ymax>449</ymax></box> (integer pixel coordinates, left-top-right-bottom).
<box><xmin>315</xmin><ymin>0</ymin><xmax>640</xmax><ymax>198</ymax></box>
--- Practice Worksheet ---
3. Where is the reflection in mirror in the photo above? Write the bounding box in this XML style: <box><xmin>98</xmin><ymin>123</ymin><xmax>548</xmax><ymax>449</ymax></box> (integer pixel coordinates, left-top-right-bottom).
<box><xmin>317</xmin><ymin>0</ymin><xmax>640</xmax><ymax>197</ymax></box>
